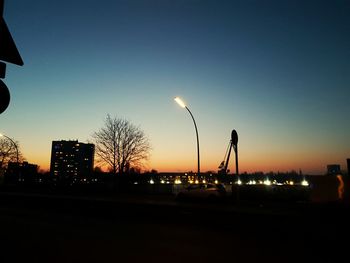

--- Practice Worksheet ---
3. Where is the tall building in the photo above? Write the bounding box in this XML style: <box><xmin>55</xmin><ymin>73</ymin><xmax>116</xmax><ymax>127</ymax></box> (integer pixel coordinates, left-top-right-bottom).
<box><xmin>50</xmin><ymin>140</ymin><xmax>94</xmax><ymax>179</ymax></box>
<box><xmin>327</xmin><ymin>164</ymin><xmax>341</xmax><ymax>175</ymax></box>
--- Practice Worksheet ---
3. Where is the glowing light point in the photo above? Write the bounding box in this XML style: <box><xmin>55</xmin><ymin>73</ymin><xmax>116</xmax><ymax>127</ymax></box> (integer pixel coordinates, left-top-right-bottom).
<box><xmin>264</xmin><ymin>179</ymin><xmax>271</xmax><ymax>186</ymax></box>
<box><xmin>301</xmin><ymin>180</ymin><xmax>309</xmax><ymax>186</ymax></box>
<box><xmin>175</xmin><ymin>179</ymin><xmax>182</xmax><ymax>184</ymax></box>
<box><xmin>174</xmin><ymin>97</ymin><xmax>186</xmax><ymax>108</ymax></box>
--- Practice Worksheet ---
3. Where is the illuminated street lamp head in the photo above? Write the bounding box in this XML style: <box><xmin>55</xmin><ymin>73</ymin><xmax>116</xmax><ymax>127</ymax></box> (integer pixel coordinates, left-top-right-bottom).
<box><xmin>174</xmin><ymin>97</ymin><xmax>186</xmax><ymax>108</ymax></box>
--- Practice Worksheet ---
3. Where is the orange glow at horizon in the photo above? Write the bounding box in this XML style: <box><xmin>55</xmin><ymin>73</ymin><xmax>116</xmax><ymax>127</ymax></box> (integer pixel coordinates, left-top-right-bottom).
<box><xmin>25</xmin><ymin>150</ymin><xmax>344</xmax><ymax>175</ymax></box>
<box><xmin>22</xmin><ymin>139</ymin><xmax>347</xmax><ymax>175</ymax></box>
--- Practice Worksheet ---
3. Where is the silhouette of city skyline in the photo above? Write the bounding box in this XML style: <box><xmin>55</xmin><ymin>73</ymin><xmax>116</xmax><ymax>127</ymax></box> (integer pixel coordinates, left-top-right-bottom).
<box><xmin>0</xmin><ymin>0</ymin><xmax>348</xmax><ymax>175</ymax></box>
<box><xmin>1</xmin><ymin>2</ymin><xmax>349</xmax><ymax>262</ymax></box>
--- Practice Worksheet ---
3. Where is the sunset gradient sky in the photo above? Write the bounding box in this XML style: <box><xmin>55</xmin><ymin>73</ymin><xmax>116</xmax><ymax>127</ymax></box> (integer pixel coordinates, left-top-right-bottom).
<box><xmin>1</xmin><ymin>0</ymin><xmax>349</xmax><ymax>174</ymax></box>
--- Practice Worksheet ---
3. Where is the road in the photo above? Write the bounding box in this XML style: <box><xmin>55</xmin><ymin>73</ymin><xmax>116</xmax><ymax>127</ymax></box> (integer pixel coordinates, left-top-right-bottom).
<box><xmin>0</xmin><ymin>192</ymin><xmax>348</xmax><ymax>263</ymax></box>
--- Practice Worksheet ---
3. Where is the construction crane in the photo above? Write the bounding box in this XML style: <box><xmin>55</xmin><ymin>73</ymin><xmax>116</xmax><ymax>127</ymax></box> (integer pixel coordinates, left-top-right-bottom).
<box><xmin>218</xmin><ymin>130</ymin><xmax>238</xmax><ymax>175</ymax></box>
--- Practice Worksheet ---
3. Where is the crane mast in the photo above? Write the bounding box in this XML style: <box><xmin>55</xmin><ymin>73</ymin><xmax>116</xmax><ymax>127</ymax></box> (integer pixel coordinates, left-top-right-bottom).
<box><xmin>218</xmin><ymin>130</ymin><xmax>238</xmax><ymax>176</ymax></box>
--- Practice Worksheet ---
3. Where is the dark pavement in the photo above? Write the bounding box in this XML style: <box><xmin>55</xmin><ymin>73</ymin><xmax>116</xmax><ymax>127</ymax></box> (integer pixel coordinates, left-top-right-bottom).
<box><xmin>0</xmin><ymin>191</ymin><xmax>348</xmax><ymax>263</ymax></box>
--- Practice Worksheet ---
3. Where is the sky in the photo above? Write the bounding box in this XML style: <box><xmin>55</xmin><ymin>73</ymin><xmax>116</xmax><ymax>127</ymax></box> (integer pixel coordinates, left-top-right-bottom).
<box><xmin>1</xmin><ymin>0</ymin><xmax>349</xmax><ymax>174</ymax></box>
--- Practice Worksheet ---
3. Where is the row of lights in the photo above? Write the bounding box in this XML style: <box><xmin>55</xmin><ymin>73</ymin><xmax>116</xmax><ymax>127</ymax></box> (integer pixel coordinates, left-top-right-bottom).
<box><xmin>236</xmin><ymin>178</ymin><xmax>309</xmax><ymax>187</ymax></box>
<box><xmin>142</xmin><ymin>179</ymin><xmax>219</xmax><ymax>185</ymax></box>
<box><xmin>143</xmin><ymin>178</ymin><xmax>309</xmax><ymax>186</ymax></box>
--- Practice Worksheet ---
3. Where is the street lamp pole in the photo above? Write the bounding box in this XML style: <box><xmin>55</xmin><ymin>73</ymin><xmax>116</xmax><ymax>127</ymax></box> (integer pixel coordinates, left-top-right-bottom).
<box><xmin>0</xmin><ymin>133</ymin><xmax>19</xmax><ymax>164</ymax></box>
<box><xmin>174</xmin><ymin>97</ymin><xmax>200</xmax><ymax>178</ymax></box>
<box><xmin>185</xmin><ymin>106</ymin><xmax>200</xmax><ymax>177</ymax></box>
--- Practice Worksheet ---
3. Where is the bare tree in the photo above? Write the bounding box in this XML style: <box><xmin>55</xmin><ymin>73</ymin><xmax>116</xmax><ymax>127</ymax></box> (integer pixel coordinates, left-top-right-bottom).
<box><xmin>92</xmin><ymin>115</ymin><xmax>151</xmax><ymax>175</ymax></box>
<box><xmin>0</xmin><ymin>137</ymin><xmax>23</xmax><ymax>170</ymax></box>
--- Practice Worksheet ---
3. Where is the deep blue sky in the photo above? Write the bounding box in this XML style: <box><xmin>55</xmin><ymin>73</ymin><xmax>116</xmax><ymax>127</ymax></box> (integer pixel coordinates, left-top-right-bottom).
<box><xmin>2</xmin><ymin>0</ymin><xmax>350</xmax><ymax>173</ymax></box>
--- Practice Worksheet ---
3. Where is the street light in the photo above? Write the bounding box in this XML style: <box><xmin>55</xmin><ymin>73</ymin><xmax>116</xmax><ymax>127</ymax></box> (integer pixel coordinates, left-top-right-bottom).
<box><xmin>174</xmin><ymin>97</ymin><xmax>200</xmax><ymax>177</ymax></box>
<box><xmin>0</xmin><ymin>133</ymin><xmax>19</xmax><ymax>163</ymax></box>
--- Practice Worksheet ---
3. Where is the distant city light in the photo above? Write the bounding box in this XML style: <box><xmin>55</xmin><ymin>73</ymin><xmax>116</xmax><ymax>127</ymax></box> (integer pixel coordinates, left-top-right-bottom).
<box><xmin>174</xmin><ymin>179</ymin><xmax>182</xmax><ymax>184</ymax></box>
<box><xmin>160</xmin><ymin>180</ymin><xmax>165</xmax><ymax>184</ymax></box>
<box><xmin>301</xmin><ymin>180</ymin><xmax>309</xmax><ymax>186</ymax></box>
<box><xmin>202</xmin><ymin>180</ymin><xmax>206</xmax><ymax>183</ymax></box>
<box><xmin>214</xmin><ymin>180</ymin><xmax>219</xmax><ymax>184</ymax></box>
<box><xmin>149</xmin><ymin>179</ymin><xmax>155</xmax><ymax>184</ymax></box>
<box><xmin>236</xmin><ymin>179</ymin><xmax>242</xmax><ymax>185</ymax></box>
<box><xmin>195</xmin><ymin>180</ymin><xmax>199</xmax><ymax>184</ymax></box>
<box><xmin>264</xmin><ymin>179</ymin><xmax>271</xmax><ymax>186</ymax></box>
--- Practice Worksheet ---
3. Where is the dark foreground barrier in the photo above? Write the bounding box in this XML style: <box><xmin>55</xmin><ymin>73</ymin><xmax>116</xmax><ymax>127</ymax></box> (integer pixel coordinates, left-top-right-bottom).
<box><xmin>232</xmin><ymin>184</ymin><xmax>311</xmax><ymax>202</ymax></box>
